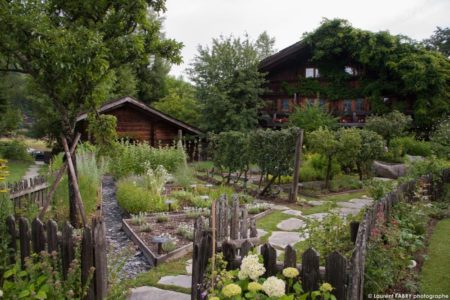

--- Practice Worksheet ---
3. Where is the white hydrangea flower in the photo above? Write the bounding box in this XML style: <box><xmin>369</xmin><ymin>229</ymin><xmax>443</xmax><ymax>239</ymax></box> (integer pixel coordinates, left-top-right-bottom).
<box><xmin>238</xmin><ymin>254</ymin><xmax>266</xmax><ymax>280</ymax></box>
<box><xmin>262</xmin><ymin>276</ymin><xmax>286</xmax><ymax>298</ymax></box>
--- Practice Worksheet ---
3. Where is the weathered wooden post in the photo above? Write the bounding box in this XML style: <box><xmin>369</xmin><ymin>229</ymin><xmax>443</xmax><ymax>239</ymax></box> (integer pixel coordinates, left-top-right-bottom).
<box><xmin>61</xmin><ymin>222</ymin><xmax>74</xmax><ymax>279</ymax></box>
<box><xmin>19</xmin><ymin>217</ymin><xmax>31</xmax><ymax>268</ymax></box>
<box><xmin>6</xmin><ymin>216</ymin><xmax>17</xmax><ymax>264</ymax></box>
<box><xmin>289</xmin><ymin>129</ymin><xmax>304</xmax><ymax>203</ymax></box>
<box><xmin>301</xmin><ymin>248</ymin><xmax>320</xmax><ymax>291</ymax></box>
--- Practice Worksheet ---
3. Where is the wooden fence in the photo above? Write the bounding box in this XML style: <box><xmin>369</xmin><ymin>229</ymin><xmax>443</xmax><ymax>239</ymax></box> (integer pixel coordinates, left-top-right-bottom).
<box><xmin>192</xmin><ymin>170</ymin><xmax>450</xmax><ymax>300</ymax></box>
<box><xmin>4</xmin><ymin>214</ymin><xmax>107</xmax><ymax>300</ymax></box>
<box><xmin>7</xmin><ymin>175</ymin><xmax>49</xmax><ymax>213</ymax></box>
<box><xmin>191</xmin><ymin>195</ymin><xmax>259</xmax><ymax>300</ymax></box>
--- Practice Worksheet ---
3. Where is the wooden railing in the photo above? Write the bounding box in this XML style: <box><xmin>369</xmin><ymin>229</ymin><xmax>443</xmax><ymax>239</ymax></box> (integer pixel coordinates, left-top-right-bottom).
<box><xmin>7</xmin><ymin>175</ymin><xmax>49</xmax><ymax>212</ymax></box>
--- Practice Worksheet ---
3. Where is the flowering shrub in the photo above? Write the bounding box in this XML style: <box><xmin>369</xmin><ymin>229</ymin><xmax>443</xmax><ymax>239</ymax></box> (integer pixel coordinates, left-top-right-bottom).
<box><xmin>117</xmin><ymin>165</ymin><xmax>171</xmax><ymax>214</ymax></box>
<box><xmin>238</xmin><ymin>254</ymin><xmax>265</xmax><ymax>280</ymax></box>
<box><xmin>206</xmin><ymin>253</ymin><xmax>336</xmax><ymax>300</ymax></box>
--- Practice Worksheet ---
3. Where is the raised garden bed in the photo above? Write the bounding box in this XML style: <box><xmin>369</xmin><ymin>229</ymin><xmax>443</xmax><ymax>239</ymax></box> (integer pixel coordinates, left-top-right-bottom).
<box><xmin>122</xmin><ymin>213</ymin><xmax>195</xmax><ymax>266</ymax></box>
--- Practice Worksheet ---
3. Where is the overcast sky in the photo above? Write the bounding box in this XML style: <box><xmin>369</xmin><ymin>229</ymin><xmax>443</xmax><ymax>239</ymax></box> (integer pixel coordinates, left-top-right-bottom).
<box><xmin>162</xmin><ymin>0</ymin><xmax>449</xmax><ymax>78</ymax></box>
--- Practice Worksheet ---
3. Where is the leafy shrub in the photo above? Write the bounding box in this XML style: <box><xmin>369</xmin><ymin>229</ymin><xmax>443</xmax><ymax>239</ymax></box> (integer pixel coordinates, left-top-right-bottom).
<box><xmin>298</xmin><ymin>153</ymin><xmax>341</xmax><ymax>182</ymax></box>
<box><xmin>329</xmin><ymin>175</ymin><xmax>362</xmax><ymax>192</ymax></box>
<box><xmin>365</xmin><ymin>179</ymin><xmax>395</xmax><ymax>200</ymax></box>
<box><xmin>140</xmin><ymin>223</ymin><xmax>152</xmax><ymax>233</ymax></box>
<box><xmin>173</xmin><ymin>165</ymin><xmax>195</xmax><ymax>188</ymax></box>
<box><xmin>306</xmin><ymin>211</ymin><xmax>355</xmax><ymax>263</ymax></box>
<box><xmin>170</xmin><ymin>190</ymin><xmax>195</xmax><ymax>206</ymax></box>
<box><xmin>117</xmin><ymin>165</ymin><xmax>170</xmax><ymax>214</ymax></box>
<box><xmin>365</xmin><ymin>202</ymin><xmax>431</xmax><ymax>294</ymax></box>
<box><xmin>390</xmin><ymin>136</ymin><xmax>432</xmax><ymax>157</ymax></box>
<box><xmin>156</xmin><ymin>213</ymin><xmax>169</xmax><ymax>223</ymax></box>
<box><xmin>162</xmin><ymin>240</ymin><xmax>177</xmax><ymax>253</ymax></box>
<box><xmin>402</xmin><ymin>156</ymin><xmax>449</xmax><ymax>180</ymax></box>
<box><xmin>117</xmin><ymin>181</ymin><xmax>155</xmax><ymax>214</ymax></box>
<box><xmin>2</xmin><ymin>251</ymin><xmax>93</xmax><ymax>299</ymax></box>
<box><xmin>430</xmin><ymin>118</ymin><xmax>450</xmax><ymax>159</ymax></box>
<box><xmin>0</xmin><ymin>160</ymin><xmax>13</xmax><ymax>284</ymax></box>
<box><xmin>0</xmin><ymin>140</ymin><xmax>33</xmax><ymax>161</ymax></box>
<box><xmin>110</xmin><ymin>140</ymin><xmax>186</xmax><ymax>179</ymax></box>
<box><xmin>130</xmin><ymin>212</ymin><xmax>146</xmax><ymax>225</ymax></box>
<box><xmin>191</xmin><ymin>161</ymin><xmax>214</xmax><ymax>172</ymax></box>
<box><xmin>176</xmin><ymin>224</ymin><xmax>194</xmax><ymax>241</ymax></box>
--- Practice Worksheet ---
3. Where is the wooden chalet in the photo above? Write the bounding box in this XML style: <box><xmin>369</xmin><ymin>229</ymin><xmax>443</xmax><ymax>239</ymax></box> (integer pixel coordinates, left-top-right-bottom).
<box><xmin>259</xmin><ymin>41</ymin><xmax>412</xmax><ymax>127</ymax></box>
<box><xmin>76</xmin><ymin>96</ymin><xmax>203</xmax><ymax>148</ymax></box>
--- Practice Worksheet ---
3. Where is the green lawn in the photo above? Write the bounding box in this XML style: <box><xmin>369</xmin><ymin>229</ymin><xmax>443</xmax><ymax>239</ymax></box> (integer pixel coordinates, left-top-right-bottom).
<box><xmin>107</xmin><ymin>257</ymin><xmax>190</xmax><ymax>300</ymax></box>
<box><xmin>420</xmin><ymin>218</ymin><xmax>450</xmax><ymax>295</ymax></box>
<box><xmin>5</xmin><ymin>160</ymin><xmax>32</xmax><ymax>183</ymax></box>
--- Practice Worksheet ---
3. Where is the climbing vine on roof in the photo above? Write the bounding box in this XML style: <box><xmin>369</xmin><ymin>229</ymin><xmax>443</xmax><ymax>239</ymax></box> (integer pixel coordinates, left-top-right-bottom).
<box><xmin>294</xmin><ymin>19</ymin><xmax>450</xmax><ymax>133</ymax></box>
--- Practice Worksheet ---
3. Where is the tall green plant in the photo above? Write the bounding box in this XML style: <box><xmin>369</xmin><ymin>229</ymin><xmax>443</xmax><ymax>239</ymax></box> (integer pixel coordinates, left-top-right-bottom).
<box><xmin>209</xmin><ymin>131</ymin><xmax>251</xmax><ymax>183</ymax></box>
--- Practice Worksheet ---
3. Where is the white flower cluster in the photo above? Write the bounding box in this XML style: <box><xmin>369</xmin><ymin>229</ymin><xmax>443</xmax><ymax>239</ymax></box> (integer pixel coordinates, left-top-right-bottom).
<box><xmin>238</xmin><ymin>254</ymin><xmax>266</xmax><ymax>280</ymax></box>
<box><xmin>262</xmin><ymin>276</ymin><xmax>286</xmax><ymax>297</ymax></box>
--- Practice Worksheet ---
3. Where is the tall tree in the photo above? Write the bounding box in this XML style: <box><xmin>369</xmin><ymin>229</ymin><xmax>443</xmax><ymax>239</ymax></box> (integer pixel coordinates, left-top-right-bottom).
<box><xmin>255</xmin><ymin>31</ymin><xmax>277</xmax><ymax>60</ymax></box>
<box><xmin>189</xmin><ymin>33</ymin><xmax>275</xmax><ymax>133</ymax></box>
<box><xmin>152</xmin><ymin>76</ymin><xmax>202</xmax><ymax>127</ymax></box>
<box><xmin>423</xmin><ymin>26</ymin><xmax>450</xmax><ymax>57</ymax></box>
<box><xmin>0</xmin><ymin>0</ymin><xmax>182</xmax><ymax>226</ymax></box>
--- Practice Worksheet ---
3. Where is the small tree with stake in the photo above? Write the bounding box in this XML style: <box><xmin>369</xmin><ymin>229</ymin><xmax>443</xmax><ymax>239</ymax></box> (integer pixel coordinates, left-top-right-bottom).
<box><xmin>0</xmin><ymin>0</ymin><xmax>182</xmax><ymax>227</ymax></box>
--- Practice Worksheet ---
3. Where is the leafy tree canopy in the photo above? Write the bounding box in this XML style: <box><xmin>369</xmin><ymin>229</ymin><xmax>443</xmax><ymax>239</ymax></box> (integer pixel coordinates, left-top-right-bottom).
<box><xmin>423</xmin><ymin>26</ymin><xmax>450</xmax><ymax>57</ymax></box>
<box><xmin>295</xmin><ymin>19</ymin><xmax>450</xmax><ymax>132</ymax></box>
<box><xmin>288</xmin><ymin>104</ymin><xmax>338</xmax><ymax>133</ymax></box>
<box><xmin>152</xmin><ymin>76</ymin><xmax>203</xmax><ymax>127</ymax></box>
<box><xmin>365</xmin><ymin>110</ymin><xmax>412</xmax><ymax>145</ymax></box>
<box><xmin>188</xmin><ymin>33</ymin><xmax>275</xmax><ymax>133</ymax></box>
<box><xmin>0</xmin><ymin>0</ymin><xmax>182</xmax><ymax>140</ymax></box>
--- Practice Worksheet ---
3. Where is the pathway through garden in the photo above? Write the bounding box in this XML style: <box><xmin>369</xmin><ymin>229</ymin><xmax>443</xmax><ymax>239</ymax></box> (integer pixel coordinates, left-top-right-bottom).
<box><xmin>102</xmin><ymin>175</ymin><xmax>152</xmax><ymax>278</ymax></box>
<box><xmin>23</xmin><ymin>161</ymin><xmax>44</xmax><ymax>180</ymax></box>
<box><xmin>263</xmin><ymin>197</ymin><xmax>374</xmax><ymax>252</ymax></box>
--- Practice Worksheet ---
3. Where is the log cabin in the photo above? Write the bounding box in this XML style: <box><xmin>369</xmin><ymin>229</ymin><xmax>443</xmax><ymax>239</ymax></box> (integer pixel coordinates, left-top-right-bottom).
<box><xmin>76</xmin><ymin>96</ymin><xmax>203</xmax><ymax>148</ymax></box>
<box><xmin>258</xmin><ymin>41</ymin><xmax>414</xmax><ymax>127</ymax></box>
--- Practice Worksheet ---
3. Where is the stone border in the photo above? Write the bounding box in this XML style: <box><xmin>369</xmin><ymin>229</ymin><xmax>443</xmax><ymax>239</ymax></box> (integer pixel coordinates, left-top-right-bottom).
<box><xmin>122</xmin><ymin>218</ymin><xmax>193</xmax><ymax>266</ymax></box>
<box><xmin>250</xmin><ymin>208</ymin><xmax>274</xmax><ymax>220</ymax></box>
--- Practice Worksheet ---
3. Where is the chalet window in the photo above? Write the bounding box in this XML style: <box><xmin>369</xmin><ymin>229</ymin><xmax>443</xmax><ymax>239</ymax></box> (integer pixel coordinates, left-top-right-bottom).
<box><xmin>343</xmin><ymin>100</ymin><xmax>352</xmax><ymax>114</ymax></box>
<box><xmin>356</xmin><ymin>98</ymin><xmax>364</xmax><ymax>112</ymax></box>
<box><xmin>282</xmin><ymin>99</ymin><xmax>289</xmax><ymax>111</ymax></box>
<box><xmin>305</xmin><ymin>68</ymin><xmax>320</xmax><ymax>78</ymax></box>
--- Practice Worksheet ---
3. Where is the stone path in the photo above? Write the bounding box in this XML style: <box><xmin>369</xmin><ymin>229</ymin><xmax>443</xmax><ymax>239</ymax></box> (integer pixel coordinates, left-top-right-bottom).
<box><xmin>102</xmin><ymin>176</ymin><xmax>152</xmax><ymax>278</ymax></box>
<box><xmin>158</xmin><ymin>275</ymin><xmax>192</xmax><ymax>289</ymax></box>
<box><xmin>23</xmin><ymin>161</ymin><xmax>44</xmax><ymax>180</ymax></box>
<box><xmin>129</xmin><ymin>287</ymin><xmax>190</xmax><ymax>300</ymax></box>
<box><xmin>260</xmin><ymin>196</ymin><xmax>374</xmax><ymax>252</ymax></box>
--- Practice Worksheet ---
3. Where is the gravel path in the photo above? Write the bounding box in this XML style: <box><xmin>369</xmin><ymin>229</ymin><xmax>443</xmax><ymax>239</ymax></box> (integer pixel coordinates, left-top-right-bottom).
<box><xmin>102</xmin><ymin>175</ymin><xmax>152</xmax><ymax>278</ymax></box>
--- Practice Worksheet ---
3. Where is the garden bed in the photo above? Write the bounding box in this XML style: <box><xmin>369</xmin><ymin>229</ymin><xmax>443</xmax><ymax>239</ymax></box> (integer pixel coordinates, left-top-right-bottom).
<box><xmin>122</xmin><ymin>213</ymin><xmax>195</xmax><ymax>266</ymax></box>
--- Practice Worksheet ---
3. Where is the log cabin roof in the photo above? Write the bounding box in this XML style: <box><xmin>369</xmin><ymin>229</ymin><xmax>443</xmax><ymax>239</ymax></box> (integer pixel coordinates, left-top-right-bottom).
<box><xmin>259</xmin><ymin>41</ymin><xmax>308</xmax><ymax>71</ymax></box>
<box><xmin>76</xmin><ymin>96</ymin><xmax>203</xmax><ymax>136</ymax></box>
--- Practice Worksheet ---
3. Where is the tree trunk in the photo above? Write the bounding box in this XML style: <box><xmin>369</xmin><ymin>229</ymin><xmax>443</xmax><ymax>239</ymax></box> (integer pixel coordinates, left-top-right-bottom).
<box><xmin>325</xmin><ymin>156</ymin><xmax>332</xmax><ymax>190</ymax></box>
<box><xmin>67</xmin><ymin>136</ymin><xmax>80</xmax><ymax>228</ymax></box>
<box><xmin>260</xmin><ymin>173</ymin><xmax>278</xmax><ymax>196</ymax></box>
<box><xmin>357</xmin><ymin>164</ymin><xmax>363</xmax><ymax>181</ymax></box>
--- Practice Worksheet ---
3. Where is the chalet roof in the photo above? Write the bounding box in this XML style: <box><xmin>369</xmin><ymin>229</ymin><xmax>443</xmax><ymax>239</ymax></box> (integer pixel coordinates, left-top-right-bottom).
<box><xmin>76</xmin><ymin>96</ymin><xmax>203</xmax><ymax>136</ymax></box>
<box><xmin>259</xmin><ymin>41</ymin><xmax>308</xmax><ymax>71</ymax></box>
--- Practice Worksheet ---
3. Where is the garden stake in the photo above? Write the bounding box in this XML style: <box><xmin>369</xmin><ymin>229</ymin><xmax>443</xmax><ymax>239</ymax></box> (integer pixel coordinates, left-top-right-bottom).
<box><xmin>61</xmin><ymin>134</ymin><xmax>88</xmax><ymax>226</ymax></box>
<box><xmin>38</xmin><ymin>132</ymin><xmax>81</xmax><ymax>220</ymax></box>
<box><xmin>211</xmin><ymin>200</ymin><xmax>216</xmax><ymax>291</ymax></box>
